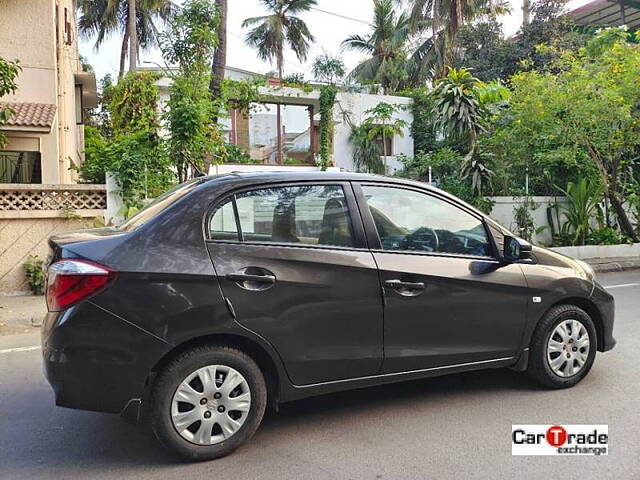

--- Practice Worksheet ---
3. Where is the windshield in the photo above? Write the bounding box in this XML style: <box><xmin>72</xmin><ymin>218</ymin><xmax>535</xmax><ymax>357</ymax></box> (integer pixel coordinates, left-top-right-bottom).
<box><xmin>118</xmin><ymin>178</ymin><xmax>205</xmax><ymax>232</ymax></box>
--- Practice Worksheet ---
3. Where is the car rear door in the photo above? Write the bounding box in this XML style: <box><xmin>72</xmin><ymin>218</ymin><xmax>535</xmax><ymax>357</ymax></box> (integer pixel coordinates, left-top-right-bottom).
<box><xmin>205</xmin><ymin>182</ymin><xmax>383</xmax><ymax>386</ymax></box>
<box><xmin>354</xmin><ymin>182</ymin><xmax>529</xmax><ymax>373</ymax></box>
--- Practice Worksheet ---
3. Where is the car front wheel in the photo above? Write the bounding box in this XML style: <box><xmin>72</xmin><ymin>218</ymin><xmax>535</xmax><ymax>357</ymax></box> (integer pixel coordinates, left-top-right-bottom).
<box><xmin>150</xmin><ymin>345</ymin><xmax>267</xmax><ymax>461</ymax></box>
<box><xmin>527</xmin><ymin>304</ymin><xmax>597</xmax><ymax>388</ymax></box>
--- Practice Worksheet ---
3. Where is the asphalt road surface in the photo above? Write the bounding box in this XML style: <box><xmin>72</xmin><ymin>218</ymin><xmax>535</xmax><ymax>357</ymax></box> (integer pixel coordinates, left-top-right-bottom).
<box><xmin>1</xmin><ymin>271</ymin><xmax>639</xmax><ymax>479</ymax></box>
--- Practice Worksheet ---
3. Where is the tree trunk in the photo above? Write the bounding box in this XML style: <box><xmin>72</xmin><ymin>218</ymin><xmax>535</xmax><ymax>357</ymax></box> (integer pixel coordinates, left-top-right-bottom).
<box><xmin>276</xmin><ymin>48</ymin><xmax>284</xmax><ymax>164</ymax></box>
<box><xmin>609</xmin><ymin>192</ymin><xmax>638</xmax><ymax>241</ymax></box>
<box><xmin>432</xmin><ymin>0</ymin><xmax>440</xmax><ymax>41</ymax></box>
<box><xmin>382</xmin><ymin>128</ymin><xmax>388</xmax><ymax>174</ymax></box>
<box><xmin>523</xmin><ymin>0</ymin><xmax>531</xmax><ymax>26</ymax></box>
<box><xmin>119</xmin><ymin>28</ymin><xmax>129</xmax><ymax>79</ymax></box>
<box><xmin>128</xmin><ymin>0</ymin><xmax>137</xmax><ymax>72</ymax></box>
<box><xmin>209</xmin><ymin>0</ymin><xmax>227</xmax><ymax>110</ymax></box>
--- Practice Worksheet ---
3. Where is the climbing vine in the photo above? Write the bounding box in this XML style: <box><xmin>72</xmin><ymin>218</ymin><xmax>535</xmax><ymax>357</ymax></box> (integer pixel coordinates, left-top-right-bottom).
<box><xmin>318</xmin><ymin>85</ymin><xmax>337</xmax><ymax>171</ymax></box>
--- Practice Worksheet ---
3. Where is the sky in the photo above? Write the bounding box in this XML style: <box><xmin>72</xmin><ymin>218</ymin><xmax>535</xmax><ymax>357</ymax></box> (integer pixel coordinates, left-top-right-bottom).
<box><xmin>79</xmin><ymin>0</ymin><xmax>591</xmax><ymax>82</ymax></box>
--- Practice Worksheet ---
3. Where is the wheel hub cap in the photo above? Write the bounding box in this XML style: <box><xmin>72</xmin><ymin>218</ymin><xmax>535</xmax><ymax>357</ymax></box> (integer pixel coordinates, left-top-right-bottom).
<box><xmin>171</xmin><ymin>365</ymin><xmax>251</xmax><ymax>446</ymax></box>
<box><xmin>547</xmin><ymin>319</ymin><xmax>590</xmax><ymax>378</ymax></box>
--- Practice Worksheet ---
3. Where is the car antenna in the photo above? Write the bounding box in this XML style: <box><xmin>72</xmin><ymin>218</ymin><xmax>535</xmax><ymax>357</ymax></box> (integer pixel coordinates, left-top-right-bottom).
<box><xmin>189</xmin><ymin>160</ymin><xmax>206</xmax><ymax>178</ymax></box>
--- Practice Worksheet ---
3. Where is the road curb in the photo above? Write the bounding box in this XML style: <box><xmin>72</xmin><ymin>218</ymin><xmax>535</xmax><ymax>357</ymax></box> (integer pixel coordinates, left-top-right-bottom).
<box><xmin>586</xmin><ymin>259</ymin><xmax>640</xmax><ymax>273</ymax></box>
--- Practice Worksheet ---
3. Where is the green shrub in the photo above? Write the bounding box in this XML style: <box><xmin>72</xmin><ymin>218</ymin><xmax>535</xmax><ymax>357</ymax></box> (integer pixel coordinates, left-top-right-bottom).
<box><xmin>24</xmin><ymin>255</ymin><xmax>45</xmax><ymax>295</ymax></box>
<box><xmin>395</xmin><ymin>149</ymin><xmax>494</xmax><ymax>213</ymax></box>
<box><xmin>585</xmin><ymin>228</ymin><xmax>631</xmax><ymax>246</ymax></box>
<box><xmin>224</xmin><ymin>143</ymin><xmax>257</xmax><ymax>163</ymax></box>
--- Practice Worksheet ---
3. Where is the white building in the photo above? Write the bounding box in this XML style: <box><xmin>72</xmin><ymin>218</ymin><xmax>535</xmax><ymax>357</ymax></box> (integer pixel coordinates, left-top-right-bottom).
<box><xmin>147</xmin><ymin>67</ymin><xmax>414</xmax><ymax>174</ymax></box>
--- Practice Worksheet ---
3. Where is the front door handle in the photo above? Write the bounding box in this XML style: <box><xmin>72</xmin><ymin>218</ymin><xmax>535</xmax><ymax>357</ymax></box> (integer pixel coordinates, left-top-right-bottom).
<box><xmin>384</xmin><ymin>279</ymin><xmax>425</xmax><ymax>296</ymax></box>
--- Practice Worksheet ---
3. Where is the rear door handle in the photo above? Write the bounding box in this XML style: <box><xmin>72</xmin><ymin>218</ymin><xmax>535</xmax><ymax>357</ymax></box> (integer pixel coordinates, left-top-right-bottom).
<box><xmin>226</xmin><ymin>273</ymin><xmax>276</xmax><ymax>284</ymax></box>
<box><xmin>384</xmin><ymin>279</ymin><xmax>425</xmax><ymax>296</ymax></box>
<box><xmin>226</xmin><ymin>269</ymin><xmax>276</xmax><ymax>291</ymax></box>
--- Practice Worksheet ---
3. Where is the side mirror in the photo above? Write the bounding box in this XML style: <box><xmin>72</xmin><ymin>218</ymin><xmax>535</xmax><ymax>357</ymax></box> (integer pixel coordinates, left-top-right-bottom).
<box><xmin>504</xmin><ymin>236</ymin><xmax>532</xmax><ymax>262</ymax></box>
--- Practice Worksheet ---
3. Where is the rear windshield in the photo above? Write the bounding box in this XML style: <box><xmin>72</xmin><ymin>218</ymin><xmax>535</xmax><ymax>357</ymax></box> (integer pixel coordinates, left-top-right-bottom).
<box><xmin>118</xmin><ymin>178</ymin><xmax>205</xmax><ymax>232</ymax></box>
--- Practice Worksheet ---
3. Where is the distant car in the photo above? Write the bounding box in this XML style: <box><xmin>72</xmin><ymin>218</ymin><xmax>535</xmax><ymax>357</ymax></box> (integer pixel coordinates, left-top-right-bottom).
<box><xmin>41</xmin><ymin>172</ymin><xmax>616</xmax><ymax>461</ymax></box>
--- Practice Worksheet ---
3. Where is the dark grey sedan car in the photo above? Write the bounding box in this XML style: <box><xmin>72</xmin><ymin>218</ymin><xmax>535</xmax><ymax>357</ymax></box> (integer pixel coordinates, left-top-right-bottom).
<box><xmin>41</xmin><ymin>172</ymin><xmax>615</xmax><ymax>460</ymax></box>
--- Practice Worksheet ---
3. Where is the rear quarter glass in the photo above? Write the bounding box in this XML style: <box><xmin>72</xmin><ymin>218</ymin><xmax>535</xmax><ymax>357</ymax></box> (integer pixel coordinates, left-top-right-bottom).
<box><xmin>118</xmin><ymin>178</ymin><xmax>205</xmax><ymax>232</ymax></box>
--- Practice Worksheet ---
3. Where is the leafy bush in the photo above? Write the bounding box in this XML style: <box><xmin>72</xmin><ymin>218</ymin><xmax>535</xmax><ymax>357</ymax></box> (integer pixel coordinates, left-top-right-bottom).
<box><xmin>77</xmin><ymin>126</ymin><xmax>109</xmax><ymax>183</ymax></box>
<box><xmin>0</xmin><ymin>57</ymin><xmax>21</xmax><ymax>148</ymax></box>
<box><xmin>24</xmin><ymin>255</ymin><xmax>45</xmax><ymax>295</ymax></box>
<box><xmin>556</xmin><ymin>178</ymin><xmax>602</xmax><ymax>246</ymax></box>
<box><xmin>512</xmin><ymin>196</ymin><xmax>539</xmax><ymax>242</ymax></box>
<box><xmin>224</xmin><ymin>143</ymin><xmax>259</xmax><ymax>163</ymax></box>
<box><xmin>585</xmin><ymin>228</ymin><xmax>631</xmax><ymax>246</ymax></box>
<box><xmin>349</xmin><ymin>124</ymin><xmax>384</xmax><ymax>174</ymax></box>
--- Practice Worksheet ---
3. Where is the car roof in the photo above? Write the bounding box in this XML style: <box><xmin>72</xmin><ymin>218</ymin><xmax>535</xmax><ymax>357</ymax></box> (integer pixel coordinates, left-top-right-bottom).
<box><xmin>198</xmin><ymin>170</ymin><xmax>440</xmax><ymax>191</ymax></box>
<box><xmin>193</xmin><ymin>170</ymin><xmax>511</xmax><ymax>235</ymax></box>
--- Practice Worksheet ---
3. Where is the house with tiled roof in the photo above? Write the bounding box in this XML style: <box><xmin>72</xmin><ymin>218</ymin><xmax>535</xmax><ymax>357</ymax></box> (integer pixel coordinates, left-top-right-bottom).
<box><xmin>0</xmin><ymin>0</ymin><xmax>103</xmax><ymax>294</ymax></box>
<box><xmin>0</xmin><ymin>0</ymin><xmax>97</xmax><ymax>185</ymax></box>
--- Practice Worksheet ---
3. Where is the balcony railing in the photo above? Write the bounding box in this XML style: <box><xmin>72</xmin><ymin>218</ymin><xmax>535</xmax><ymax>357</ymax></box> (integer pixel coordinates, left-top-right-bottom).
<box><xmin>0</xmin><ymin>184</ymin><xmax>106</xmax><ymax>219</ymax></box>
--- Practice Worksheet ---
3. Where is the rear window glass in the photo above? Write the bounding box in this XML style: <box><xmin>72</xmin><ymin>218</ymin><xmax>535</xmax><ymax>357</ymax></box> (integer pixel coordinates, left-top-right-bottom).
<box><xmin>118</xmin><ymin>178</ymin><xmax>204</xmax><ymax>232</ymax></box>
<box><xmin>208</xmin><ymin>184</ymin><xmax>355</xmax><ymax>248</ymax></box>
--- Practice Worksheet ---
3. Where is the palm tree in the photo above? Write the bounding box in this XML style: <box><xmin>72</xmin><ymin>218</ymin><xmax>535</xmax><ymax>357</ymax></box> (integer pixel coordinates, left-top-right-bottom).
<box><xmin>341</xmin><ymin>0</ymin><xmax>411</xmax><ymax>93</ymax></box>
<box><xmin>209</xmin><ymin>0</ymin><xmax>227</xmax><ymax>103</ymax></box>
<box><xmin>242</xmin><ymin>0</ymin><xmax>317</xmax><ymax>163</ymax></box>
<box><xmin>77</xmin><ymin>0</ymin><xmax>175</xmax><ymax>78</ymax></box>
<box><xmin>403</xmin><ymin>0</ymin><xmax>509</xmax><ymax>80</ymax></box>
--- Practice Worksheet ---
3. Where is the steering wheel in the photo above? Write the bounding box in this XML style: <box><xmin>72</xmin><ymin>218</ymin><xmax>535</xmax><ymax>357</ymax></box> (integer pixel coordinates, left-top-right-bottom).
<box><xmin>400</xmin><ymin>227</ymin><xmax>440</xmax><ymax>252</ymax></box>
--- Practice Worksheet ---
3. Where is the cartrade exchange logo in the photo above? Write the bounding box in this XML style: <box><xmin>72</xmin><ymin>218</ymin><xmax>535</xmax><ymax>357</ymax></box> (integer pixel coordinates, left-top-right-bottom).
<box><xmin>512</xmin><ymin>425</ymin><xmax>608</xmax><ymax>455</ymax></box>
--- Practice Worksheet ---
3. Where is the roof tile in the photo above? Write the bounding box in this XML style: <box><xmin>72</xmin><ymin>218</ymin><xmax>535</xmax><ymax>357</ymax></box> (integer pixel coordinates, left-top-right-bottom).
<box><xmin>0</xmin><ymin>102</ymin><xmax>57</xmax><ymax>129</ymax></box>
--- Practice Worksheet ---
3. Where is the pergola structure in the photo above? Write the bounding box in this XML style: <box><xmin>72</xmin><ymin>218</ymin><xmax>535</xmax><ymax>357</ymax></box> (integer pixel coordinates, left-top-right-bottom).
<box><xmin>569</xmin><ymin>0</ymin><xmax>640</xmax><ymax>30</ymax></box>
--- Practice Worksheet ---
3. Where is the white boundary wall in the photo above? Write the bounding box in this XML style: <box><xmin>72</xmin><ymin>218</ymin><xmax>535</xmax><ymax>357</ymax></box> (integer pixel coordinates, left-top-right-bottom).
<box><xmin>489</xmin><ymin>196</ymin><xmax>567</xmax><ymax>245</ymax></box>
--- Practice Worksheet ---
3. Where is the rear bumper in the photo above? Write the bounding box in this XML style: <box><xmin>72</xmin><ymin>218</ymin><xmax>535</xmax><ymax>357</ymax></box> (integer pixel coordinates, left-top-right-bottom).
<box><xmin>41</xmin><ymin>301</ymin><xmax>168</xmax><ymax>414</ymax></box>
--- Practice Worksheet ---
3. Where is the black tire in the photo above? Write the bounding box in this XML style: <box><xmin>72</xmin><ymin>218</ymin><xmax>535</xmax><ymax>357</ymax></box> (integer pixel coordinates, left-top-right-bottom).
<box><xmin>527</xmin><ymin>304</ymin><xmax>597</xmax><ymax>388</ymax></box>
<box><xmin>150</xmin><ymin>345</ymin><xmax>267</xmax><ymax>461</ymax></box>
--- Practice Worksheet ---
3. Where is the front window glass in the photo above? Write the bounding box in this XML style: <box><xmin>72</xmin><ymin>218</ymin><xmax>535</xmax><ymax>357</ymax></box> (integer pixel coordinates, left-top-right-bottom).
<box><xmin>362</xmin><ymin>186</ymin><xmax>492</xmax><ymax>257</ymax></box>
<box><xmin>233</xmin><ymin>185</ymin><xmax>355</xmax><ymax>247</ymax></box>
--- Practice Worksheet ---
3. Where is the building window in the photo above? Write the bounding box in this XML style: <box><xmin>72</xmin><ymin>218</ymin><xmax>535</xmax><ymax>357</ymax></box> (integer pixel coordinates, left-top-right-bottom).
<box><xmin>0</xmin><ymin>152</ymin><xmax>42</xmax><ymax>184</ymax></box>
<box><xmin>75</xmin><ymin>85</ymin><xmax>84</xmax><ymax>125</ymax></box>
<box><xmin>225</xmin><ymin>102</ymin><xmax>317</xmax><ymax>164</ymax></box>
<box><xmin>372</xmin><ymin>131</ymin><xmax>393</xmax><ymax>156</ymax></box>
<box><xmin>64</xmin><ymin>8</ymin><xmax>73</xmax><ymax>45</ymax></box>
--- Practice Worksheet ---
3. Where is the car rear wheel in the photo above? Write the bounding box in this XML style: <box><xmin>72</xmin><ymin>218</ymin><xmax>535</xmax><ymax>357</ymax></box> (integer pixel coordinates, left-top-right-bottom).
<box><xmin>150</xmin><ymin>345</ymin><xmax>267</xmax><ymax>461</ymax></box>
<box><xmin>526</xmin><ymin>304</ymin><xmax>597</xmax><ymax>388</ymax></box>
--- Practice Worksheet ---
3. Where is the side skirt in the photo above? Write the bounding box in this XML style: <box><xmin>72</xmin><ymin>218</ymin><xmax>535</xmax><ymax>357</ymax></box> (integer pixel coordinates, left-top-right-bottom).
<box><xmin>279</xmin><ymin>356</ymin><xmax>516</xmax><ymax>403</ymax></box>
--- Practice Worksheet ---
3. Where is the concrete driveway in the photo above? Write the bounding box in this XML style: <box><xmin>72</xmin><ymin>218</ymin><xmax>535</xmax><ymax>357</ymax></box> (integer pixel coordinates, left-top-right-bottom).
<box><xmin>1</xmin><ymin>271</ymin><xmax>638</xmax><ymax>479</ymax></box>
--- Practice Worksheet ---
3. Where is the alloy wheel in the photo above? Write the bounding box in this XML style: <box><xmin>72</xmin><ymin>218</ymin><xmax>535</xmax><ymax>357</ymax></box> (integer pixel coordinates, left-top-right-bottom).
<box><xmin>171</xmin><ymin>365</ymin><xmax>251</xmax><ymax>445</ymax></box>
<box><xmin>546</xmin><ymin>319</ymin><xmax>590</xmax><ymax>378</ymax></box>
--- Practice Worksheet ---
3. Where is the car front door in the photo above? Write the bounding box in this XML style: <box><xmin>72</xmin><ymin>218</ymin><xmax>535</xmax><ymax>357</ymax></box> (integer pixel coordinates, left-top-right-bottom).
<box><xmin>205</xmin><ymin>182</ymin><xmax>383</xmax><ymax>386</ymax></box>
<box><xmin>355</xmin><ymin>183</ymin><xmax>529</xmax><ymax>373</ymax></box>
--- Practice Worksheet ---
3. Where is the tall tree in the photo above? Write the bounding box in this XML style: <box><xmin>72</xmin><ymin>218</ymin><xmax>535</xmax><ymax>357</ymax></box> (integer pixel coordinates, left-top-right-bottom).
<box><xmin>209</xmin><ymin>0</ymin><xmax>227</xmax><ymax>104</ymax></box>
<box><xmin>403</xmin><ymin>0</ymin><xmax>509</xmax><ymax>80</ymax></box>
<box><xmin>128</xmin><ymin>0</ymin><xmax>138</xmax><ymax>71</ymax></box>
<box><xmin>160</xmin><ymin>0</ymin><xmax>221</xmax><ymax>181</ymax></box>
<box><xmin>312</xmin><ymin>52</ymin><xmax>346</xmax><ymax>84</ymax></box>
<box><xmin>243</xmin><ymin>0</ymin><xmax>317</xmax><ymax>163</ymax></box>
<box><xmin>77</xmin><ymin>0</ymin><xmax>174</xmax><ymax>78</ymax></box>
<box><xmin>341</xmin><ymin>0</ymin><xmax>410</xmax><ymax>93</ymax></box>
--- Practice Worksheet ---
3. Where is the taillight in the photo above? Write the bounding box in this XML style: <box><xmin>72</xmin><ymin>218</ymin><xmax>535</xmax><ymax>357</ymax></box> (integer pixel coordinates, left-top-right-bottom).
<box><xmin>46</xmin><ymin>259</ymin><xmax>116</xmax><ymax>312</ymax></box>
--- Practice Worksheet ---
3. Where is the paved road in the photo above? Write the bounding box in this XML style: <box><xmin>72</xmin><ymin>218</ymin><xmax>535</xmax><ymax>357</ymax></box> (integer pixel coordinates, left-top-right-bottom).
<box><xmin>1</xmin><ymin>271</ymin><xmax>639</xmax><ymax>479</ymax></box>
